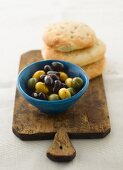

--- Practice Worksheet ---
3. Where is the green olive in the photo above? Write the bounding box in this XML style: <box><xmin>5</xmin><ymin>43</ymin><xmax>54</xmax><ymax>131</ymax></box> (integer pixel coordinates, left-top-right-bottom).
<box><xmin>32</xmin><ymin>70</ymin><xmax>45</xmax><ymax>80</ymax></box>
<box><xmin>72</xmin><ymin>77</ymin><xmax>83</xmax><ymax>90</ymax></box>
<box><xmin>59</xmin><ymin>88</ymin><xmax>71</xmax><ymax>99</ymax></box>
<box><xmin>65</xmin><ymin>78</ymin><xmax>73</xmax><ymax>87</ymax></box>
<box><xmin>67</xmin><ymin>88</ymin><xmax>76</xmax><ymax>96</ymax></box>
<box><xmin>48</xmin><ymin>94</ymin><xmax>59</xmax><ymax>101</ymax></box>
<box><xmin>59</xmin><ymin>72</ymin><xmax>68</xmax><ymax>82</ymax></box>
<box><xmin>27</xmin><ymin>78</ymin><xmax>38</xmax><ymax>90</ymax></box>
<box><xmin>35</xmin><ymin>82</ymin><xmax>49</xmax><ymax>94</ymax></box>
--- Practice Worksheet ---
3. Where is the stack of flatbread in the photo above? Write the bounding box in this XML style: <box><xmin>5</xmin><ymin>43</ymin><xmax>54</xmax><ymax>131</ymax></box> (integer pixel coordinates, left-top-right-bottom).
<box><xmin>42</xmin><ymin>22</ymin><xmax>106</xmax><ymax>79</ymax></box>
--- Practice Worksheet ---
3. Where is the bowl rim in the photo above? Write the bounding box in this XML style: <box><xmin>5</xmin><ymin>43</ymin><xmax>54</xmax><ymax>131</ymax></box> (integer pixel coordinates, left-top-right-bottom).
<box><xmin>17</xmin><ymin>60</ymin><xmax>89</xmax><ymax>104</ymax></box>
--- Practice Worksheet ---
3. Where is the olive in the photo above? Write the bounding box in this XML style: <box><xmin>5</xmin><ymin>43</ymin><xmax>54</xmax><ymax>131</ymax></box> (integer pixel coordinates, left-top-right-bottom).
<box><xmin>27</xmin><ymin>78</ymin><xmax>38</xmax><ymax>90</ymax></box>
<box><xmin>44</xmin><ymin>75</ymin><xmax>53</xmax><ymax>86</ymax></box>
<box><xmin>48</xmin><ymin>74</ymin><xmax>59</xmax><ymax>81</ymax></box>
<box><xmin>47</xmin><ymin>71</ymin><xmax>60</xmax><ymax>76</ymax></box>
<box><xmin>39</xmin><ymin>75</ymin><xmax>45</xmax><ymax>82</ymax></box>
<box><xmin>44</xmin><ymin>65</ymin><xmax>52</xmax><ymax>73</ymax></box>
<box><xmin>48</xmin><ymin>94</ymin><xmax>59</xmax><ymax>101</ymax></box>
<box><xmin>72</xmin><ymin>77</ymin><xmax>83</xmax><ymax>90</ymax></box>
<box><xmin>53</xmin><ymin>86</ymin><xmax>59</xmax><ymax>94</ymax></box>
<box><xmin>59</xmin><ymin>88</ymin><xmax>71</xmax><ymax>99</ymax></box>
<box><xmin>61</xmin><ymin>83</ymin><xmax>67</xmax><ymax>88</ymax></box>
<box><xmin>59</xmin><ymin>72</ymin><xmax>68</xmax><ymax>82</ymax></box>
<box><xmin>67</xmin><ymin>88</ymin><xmax>76</xmax><ymax>96</ymax></box>
<box><xmin>53</xmin><ymin>80</ymin><xmax>62</xmax><ymax>93</ymax></box>
<box><xmin>35</xmin><ymin>82</ymin><xmax>49</xmax><ymax>94</ymax></box>
<box><xmin>54</xmin><ymin>80</ymin><xmax>62</xmax><ymax>88</ymax></box>
<box><xmin>51</xmin><ymin>62</ymin><xmax>64</xmax><ymax>71</ymax></box>
<box><xmin>32</xmin><ymin>70</ymin><xmax>45</xmax><ymax>80</ymax></box>
<box><xmin>32</xmin><ymin>92</ymin><xmax>39</xmax><ymax>98</ymax></box>
<box><xmin>65</xmin><ymin>78</ymin><xmax>73</xmax><ymax>88</ymax></box>
<box><xmin>38</xmin><ymin>92</ymin><xmax>47</xmax><ymax>100</ymax></box>
<box><xmin>48</xmin><ymin>86</ymin><xmax>53</xmax><ymax>94</ymax></box>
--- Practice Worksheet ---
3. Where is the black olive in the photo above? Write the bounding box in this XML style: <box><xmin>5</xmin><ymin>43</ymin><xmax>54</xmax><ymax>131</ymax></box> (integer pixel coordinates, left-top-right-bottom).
<box><xmin>48</xmin><ymin>74</ymin><xmax>59</xmax><ymax>81</ymax></box>
<box><xmin>44</xmin><ymin>75</ymin><xmax>53</xmax><ymax>86</ymax></box>
<box><xmin>52</xmin><ymin>80</ymin><xmax>62</xmax><ymax>93</ymax></box>
<box><xmin>53</xmin><ymin>86</ymin><xmax>59</xmax><ymax>94</ymax></box>
<box><xmin>44</xmin><ymin>65</ymin><xmax>53</xmax><ymax>73</ymax></box>
<box><xmin>47</xmin><ymin>71</ymin><xmax>60</xmax><ymax>76</ymax></box>
<box><xmin>48</xmin><ymin>86</ymin><xmax>53</xmax><ymax>94</ymax></box>
<box><xmin>51</xmin><ymin>62</ymin><xmax>64</xmax><ymax>71</ymax></box>
<box><xmin>54</xmin><ymin>80</ymin><xmax>62</xmax><ymax>88</ymax></box>
<box><xmin>38</xmin><ymin>92</ymin><xmax>47</xmax><ymax>100</ymax></box>
<box><xmin>39</xmin><ymin>75</ymin><xmax>46</xmax><ymax>82</ymax></box>
<box><xmin>61</xmin><ymin>83</ymin><xmax>67</xmax><ymax>88</ymax></box>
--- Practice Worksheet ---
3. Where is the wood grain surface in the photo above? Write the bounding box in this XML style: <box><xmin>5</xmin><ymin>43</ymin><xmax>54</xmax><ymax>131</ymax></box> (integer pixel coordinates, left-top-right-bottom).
<box><xmin>12</xmin><ymin>50</ymin><xmax>111</xmax><ymax>161</ymax></box>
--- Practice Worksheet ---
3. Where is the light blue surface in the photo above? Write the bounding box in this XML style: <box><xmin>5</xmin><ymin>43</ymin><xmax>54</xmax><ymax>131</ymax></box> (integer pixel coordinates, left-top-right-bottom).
<box><xmin>17</xmin><ymin>60</ymin><xmax>89</xmax><ymax>114</ymax></box>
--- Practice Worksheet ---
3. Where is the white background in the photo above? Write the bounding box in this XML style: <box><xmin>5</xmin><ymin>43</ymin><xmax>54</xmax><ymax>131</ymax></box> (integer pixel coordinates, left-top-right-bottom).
<box><xmin>0</xmin><ymin>0</ymin><xmax>123</xmax><ymax>170</ymax></box>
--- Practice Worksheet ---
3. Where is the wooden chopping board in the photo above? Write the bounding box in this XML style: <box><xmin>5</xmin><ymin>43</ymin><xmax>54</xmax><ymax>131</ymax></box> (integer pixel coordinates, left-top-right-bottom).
<box><xmin>12</xmin><ymin>50</ymin><xmax>111</xmax><ymax>162</ymax></box>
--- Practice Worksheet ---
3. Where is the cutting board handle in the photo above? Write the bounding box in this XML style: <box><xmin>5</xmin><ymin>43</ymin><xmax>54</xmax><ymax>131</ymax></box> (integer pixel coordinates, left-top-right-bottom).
<box><xmin>47</xmin><ymin>128</ymin><xmax>76</xmax><ymax>162</ymax></box>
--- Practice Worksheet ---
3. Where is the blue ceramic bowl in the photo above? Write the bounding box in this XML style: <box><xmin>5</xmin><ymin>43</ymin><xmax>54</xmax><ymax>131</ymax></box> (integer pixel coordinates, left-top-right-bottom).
<box><xmin>17</xmin><ymin>60</ymin><xmax>89</xmax><ymax>115</ymax></box>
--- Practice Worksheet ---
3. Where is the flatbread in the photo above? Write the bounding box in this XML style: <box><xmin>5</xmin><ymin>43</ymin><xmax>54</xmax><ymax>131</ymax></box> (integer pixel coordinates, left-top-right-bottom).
<box><xmin>82</xmin><ymin>57</ymin><xmax>105</xmax><ymax>80</ymax></box>
<box><xmin>42</xmin><ymin>39</ymin><xmax>106</xmax><ymax>67</ymax></box>
<box><xmin>43</xmin><ymin>22</ymin><xmax>96</xmax><ymax>52</ymax></box>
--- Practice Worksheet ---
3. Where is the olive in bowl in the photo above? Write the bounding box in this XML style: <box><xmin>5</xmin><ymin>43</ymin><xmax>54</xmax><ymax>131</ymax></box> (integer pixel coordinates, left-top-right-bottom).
<box><xmin>17</xmin><ymin>60</ymin><xmax>89</xmax><ymax>114</ymax></box>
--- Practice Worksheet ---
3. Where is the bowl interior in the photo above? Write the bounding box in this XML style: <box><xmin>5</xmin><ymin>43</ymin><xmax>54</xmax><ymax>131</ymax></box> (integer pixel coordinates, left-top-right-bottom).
<box><xmin>18</xmin><ymin>60</ymin><xmax>89</xmax><ymax>102</ymax></box>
